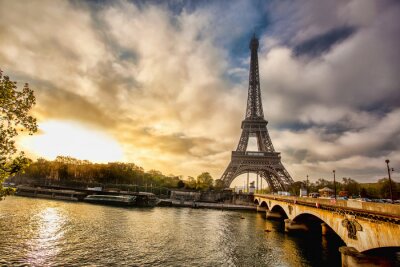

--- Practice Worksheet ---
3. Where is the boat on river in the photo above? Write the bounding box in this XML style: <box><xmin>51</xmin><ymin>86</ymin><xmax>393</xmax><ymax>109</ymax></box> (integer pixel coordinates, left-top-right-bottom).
<box><xmin>135</xmin><ymin>192</ymin><xmax>158</xmax><ymax>207</ymax></box>
<box><xmin>84</xmin><ymin>195</ymin><xmax>137</xmax><ymax>206</ymax></box>
<box><xmin>15</xmin><ymin>186</ymin><xmax>86</xmax><ymax>201</ymax></box>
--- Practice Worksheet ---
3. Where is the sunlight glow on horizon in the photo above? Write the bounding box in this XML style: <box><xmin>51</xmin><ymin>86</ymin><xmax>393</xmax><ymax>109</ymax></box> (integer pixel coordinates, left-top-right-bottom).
<box><xmin>21</xmin><ymin>121</ymin><xmax>124</xmax><ymax>163</ymax></box>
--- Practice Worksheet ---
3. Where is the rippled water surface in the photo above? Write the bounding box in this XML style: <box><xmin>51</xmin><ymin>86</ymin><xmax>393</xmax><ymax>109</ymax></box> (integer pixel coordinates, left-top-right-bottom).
<box><xmin>0</xmin><ymin>197</ymin><xmax>343</xmax><ymax>266</ymax></box>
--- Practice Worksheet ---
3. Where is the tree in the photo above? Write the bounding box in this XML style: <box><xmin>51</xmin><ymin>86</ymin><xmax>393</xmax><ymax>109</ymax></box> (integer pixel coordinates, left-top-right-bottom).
<box><xmin>1</xmin><ymin>70</ymin><xmax>37</xmax><ymax>199</ymax></box>
<box><xmin>341</xmin><ymin>177</ymin><xmax>360</xmax><ymax>196</ymax></box>
<box><xmin>177</xmin><ymin>180</ymin><xmax>185</xmax><ymax>188</ymax></box>
<box><xmin>214</xmin><ymin>179</ymin><xmax>225</xmax><ymax>191</ymax></box>
<box><xmin>185</xmin><ymin>176</ymin><xmax>197</xmax><ymax>190</ymax></box>
<box><xmin>378</xmin><ymin>178</ymin><xmax>399</xmax><ymax>200</ymax></box>
<box><xmin>196</xmin><ymin>172</ymin><xmax>213</xmax><ymax>191</ymax></box>
<box><xmin>289</xmin><ymin>181</ymin><xmax>304</xmax><ymax>196</ymax></box>
<box><xmin>315</xmin><ymin>178</ymin><xmax>333</xmax><ymax>190</ymax></box>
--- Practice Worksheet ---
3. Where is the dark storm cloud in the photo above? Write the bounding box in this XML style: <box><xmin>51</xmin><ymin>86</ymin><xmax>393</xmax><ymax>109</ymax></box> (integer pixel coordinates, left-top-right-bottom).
<box><xmin>294</xmin><ymin>26</ymin><xmax>356</xmax><ymax>57</ymax></box>
<box><xmin>36</xmin><ymin>86</ymin><xmax>116</xmax><ymax>129</ymax></box>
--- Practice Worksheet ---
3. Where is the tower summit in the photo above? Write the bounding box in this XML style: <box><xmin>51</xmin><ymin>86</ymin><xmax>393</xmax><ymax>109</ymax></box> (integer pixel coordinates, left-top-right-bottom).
<box><xmin>246</xmin><ymin>35</ymin><xmax>263</xmax><ymax>119</ymax></box>
<box><xmin>220</xmin><ymin>36</ymin><xmax>294</xmax><ymax>191</ymax></box>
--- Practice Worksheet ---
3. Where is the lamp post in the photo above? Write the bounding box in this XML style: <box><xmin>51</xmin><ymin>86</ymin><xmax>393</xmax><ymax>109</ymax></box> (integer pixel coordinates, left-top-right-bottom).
<box><xmin>333</xmin><ymin>170</ymin><xmax>336</xmax><ymax>200</ymax></box>
<box><xmin>247</xmin><ymin>172</ymin><xmax>249</xmax><ymax>193</ymax></box>
<box><xmin>385</xmin><ymin>159</ymin><xmax>394</xmax><ymax>203</ymax></box>
<box><xmin>306</xmin><ymin>175</ymin><xmax>309</xmax><ymax>196</ymax></box>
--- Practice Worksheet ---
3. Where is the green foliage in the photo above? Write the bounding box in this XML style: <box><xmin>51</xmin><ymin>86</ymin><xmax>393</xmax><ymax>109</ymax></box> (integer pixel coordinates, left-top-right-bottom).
<box><xmin>378</xmin><ymin>178</ymin><xmax>399</xmax><ymax>199</ymax></box>
<box><xmin>177</xmin><ymin>180</ymin><xmax>185</xmax><ymax>188</ymax></box>
<box><xmin>11</xmin><ymin>156</ymin><xmax>189</xmax><ymax>190</ymax></box>
<box><xmin>213</xmin><ymin>179</ymin><xmax>225</xmax><ymax>191</ymax></box>
<box><xmin>301</xmin><ymin>176</ymin><xmax>399</xmax><ymax>199</ymax></box>
<box><xmin>184</xmin><ymin>176</ymin><xmax>197</xmax><ymax>190</ymax></box>
<box><xmin>341</xmin><ymin>177</ymin><xmax>361</xmax><ymax>196</ymax></box>
<box><xmin>196</xmin><ymin>172</ymin><xmax>213</xmax><ymax>191</ymax></box>
<box><xmin>315</xmin><ymin>178</ymin><xmax>334</xmax><ymax>189</ymax></box>
<box><xmin>1</xmin><ymin>70</ymin><xmax>37</xmax><ymax>199</ymax></box>
<box><xmin>289</xmin><ymin>181</ymin><xmax>304</xmax><ymax>196</ymax></box>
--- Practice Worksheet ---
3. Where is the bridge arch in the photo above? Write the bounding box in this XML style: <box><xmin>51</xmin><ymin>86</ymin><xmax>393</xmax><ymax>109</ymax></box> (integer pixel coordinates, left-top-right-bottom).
<box><xmin>270</xmin><ymin>204</ymin><xmax>289</xmax><ymax>219</ymax></box>
<box><xmin>260</xmin><ymin>201</ymin><xmax>268</xmax><ymax>208</ymax></box>
<box><xmin>293</xmin><ymin>213</ymin><xmax>345</xmax><ymax>240</ymax></box>
<box><xmin>227</xmin><ymin>167</ymin><xmax>284</xmax><ymax>191</ymax></box>
<box><xmin>292</xmin><ymin>212</ymin><xmax>349</xmax><ymax>246</ymax></box>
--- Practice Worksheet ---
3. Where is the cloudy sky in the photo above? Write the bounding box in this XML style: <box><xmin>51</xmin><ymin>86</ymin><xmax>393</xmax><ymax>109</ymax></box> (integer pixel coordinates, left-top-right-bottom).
<box><xmin>1</xmin><ymin>0</ymin><xmax>399</xmax><ymax>184</ymax></box>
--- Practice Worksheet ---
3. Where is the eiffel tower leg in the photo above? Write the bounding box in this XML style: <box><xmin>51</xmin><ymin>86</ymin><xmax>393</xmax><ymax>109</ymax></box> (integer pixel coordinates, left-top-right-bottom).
<box><xmin>261</xmin><ymin>171</ymin><xmax>287</xmax><ymax>192</ymax></box>
<box><xmin>259</xmin><ymin>130</ymin><xmax>275</xmax><ymax>152</ymax></box>
<box><xmin>236</xmin><ymin>130</ymin><xmax>250</xmax><ymax>152</ymax></box>
<box><xmin>260</xmin><ymin>172</ymin><xmax>276</xmax><ymax>192</ymax></box>
<box><xmin>274</xmin><ymin>164</ymin><xmax>294</xmax><ymax>191</ymax></box>
<box><xmin>220</xmin><ymin>161</ymin><xmax>238</xmax><ymax>187</ymax></box>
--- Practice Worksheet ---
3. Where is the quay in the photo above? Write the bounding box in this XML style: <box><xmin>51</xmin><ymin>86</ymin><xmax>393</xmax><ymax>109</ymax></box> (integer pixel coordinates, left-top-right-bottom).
<box><xmin>13</xmin><ymin>186</ymin><xmax>256</xmax><ymax>211</ymax></box>
<box><xmin>14</xmin><ymin>186</ymin><xmax>158</xmax><ymax>207</ymax></box>
<box><xmin>170</xmin><ymin>200</ymin><xmax>256</xmax><ymax>211</ymax></box>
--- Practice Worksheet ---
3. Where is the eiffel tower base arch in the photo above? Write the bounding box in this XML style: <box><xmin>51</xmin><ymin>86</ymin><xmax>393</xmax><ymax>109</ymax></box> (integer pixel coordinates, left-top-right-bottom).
<box><xmin>220</xmin><ymin>151</ymin><xmax>293</xmax><ymax>192</ymax></box>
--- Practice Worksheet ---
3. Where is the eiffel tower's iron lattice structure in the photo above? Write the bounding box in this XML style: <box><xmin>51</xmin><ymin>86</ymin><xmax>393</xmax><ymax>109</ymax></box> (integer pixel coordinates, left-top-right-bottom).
<box><xmin>220</xmin><ymin>36</ymin><xmax>294</xmax><ymax>191</ymax></box>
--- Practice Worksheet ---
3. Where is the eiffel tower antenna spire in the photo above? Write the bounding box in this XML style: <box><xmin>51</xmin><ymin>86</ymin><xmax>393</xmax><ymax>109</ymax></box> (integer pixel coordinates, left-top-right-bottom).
<box><xmin>220</xmin><ymin>35</ymin><xmax>294</xmax><ymax>192</ymax></box>
<box><xmin>246</xmin><ymin>35</ymin><xmax>264</xmax><ymax>119</ymax></box>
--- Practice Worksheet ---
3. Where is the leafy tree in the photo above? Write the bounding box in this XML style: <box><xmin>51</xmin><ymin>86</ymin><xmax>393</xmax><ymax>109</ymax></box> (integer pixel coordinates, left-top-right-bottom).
<box><xmin>378</xmin><ymin>178</ymin><xmax>399</xmax><ymax>200</ymax></box>
<box><xmin>360</xmin><ymin>188</ymin><xmax>368</xmax><ymax>198</ymax></box>
<box><xmin>177</xmin><ymin>180</ymin><xmax>185</xmax><ymax>188</ymax></box>
<box><xmin>213</xmin><ymin>179</ymin><xmax>225</xmax><ymax>191</ymax></box>
<box><xmin>288</xmin><ymin>181</ymin><xmax>304</xmax><ymax>196</ymax></box>
<box><xmin>196</xmin><ymin>172</ymin><xmax>213</xmax><ymax>191</ymax></box>
<box><xmin>1</xmin><ymin>70</ymin><xmax>37</xmax><ymax>199</ymax></box>
<box><xmin>185</xmin><ymin>176</ymin><xmax>197</xmax><ymax>189</ymax></box>
<box><xmin>341</xmin><ymin>177</ymin><xmax>360</xmax><ymax>196</ymax></box>
<box><xmin>11</xmin><ymin>156</ymin><xmax>192</xmax><ymax>193</ymax></box>
<box><xmin>315</xmin><ymin>178</ymin><xmax>332</xmax><ymax>189</ymax></box>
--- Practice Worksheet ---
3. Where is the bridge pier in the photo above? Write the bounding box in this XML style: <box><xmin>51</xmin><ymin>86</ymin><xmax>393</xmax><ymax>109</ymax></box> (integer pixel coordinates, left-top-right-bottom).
<box><xmin>266</xmin><ymin>211</ymin><xmax>283</xmax><ymax>220</ymax></box>
<box><xmin>284</xmin><ymin>219</ymin><xmax>308</xmax><ymax>233</ymax></box>
<box><xmin>339</xmin><ymin>247</ymin><xmax>394</xmax><ymax>267</ymax></box>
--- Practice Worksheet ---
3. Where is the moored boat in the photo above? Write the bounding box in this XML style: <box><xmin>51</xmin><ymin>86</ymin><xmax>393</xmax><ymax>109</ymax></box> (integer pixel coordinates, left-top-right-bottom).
<box><xmin>15</xmin><ymin>186</ymin><xmax>86</xmax><ymax>201</ymax></box>
<box><xmin>84</xmin><ymin>195</ymin><xmax>137</xmax><ymax>206</ymax></box>
<box><xmin>135</xmin><ymin>192</ymin><xmax>158</xmax><ymax>207</ymax></box>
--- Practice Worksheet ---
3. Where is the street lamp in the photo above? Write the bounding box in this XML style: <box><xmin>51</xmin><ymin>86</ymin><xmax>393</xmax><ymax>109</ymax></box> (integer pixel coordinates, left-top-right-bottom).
<box><xmin>306</xmin><ymin>175</ymin><xmax>309</xmax><ymax>195</ymax></box>
<box><xmin>333</xmin><ymin>170</ymin><xmax>336</xmax><ymax>200</ymax></box>
<box><xmin>385</xmin><ymin>159</ymin><xmax>394</xmax><ymax>203</ymax></box>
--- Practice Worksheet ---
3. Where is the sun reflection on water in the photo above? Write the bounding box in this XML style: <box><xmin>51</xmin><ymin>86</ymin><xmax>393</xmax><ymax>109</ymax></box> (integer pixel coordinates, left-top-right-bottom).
<box><xmin>26</xmin><ymin>207</ymin><xmax>65</xmax><ymax>265</ymax></box>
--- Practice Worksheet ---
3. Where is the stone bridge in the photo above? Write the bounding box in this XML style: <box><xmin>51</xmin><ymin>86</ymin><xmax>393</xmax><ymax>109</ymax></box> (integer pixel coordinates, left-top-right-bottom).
<box><xmin>254</xmin><ymin>194</ymin><xmax>400</xmax><ymax>266</ymax></box>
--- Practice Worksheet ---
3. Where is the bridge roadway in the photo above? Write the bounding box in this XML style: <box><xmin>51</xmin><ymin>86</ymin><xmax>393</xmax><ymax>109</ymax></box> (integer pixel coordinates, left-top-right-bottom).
<box><xmin>254</xmin><ymin>194</ymin><xmax>400</xmax><ymax>266</ymax></box>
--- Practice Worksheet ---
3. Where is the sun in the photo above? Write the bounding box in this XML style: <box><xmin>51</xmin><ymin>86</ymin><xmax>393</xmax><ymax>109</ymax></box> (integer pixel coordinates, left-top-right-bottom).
<box><xmin>19</xmin><ymin>120</ymin><xmax>124</xmax><ymax>162</ymax></box>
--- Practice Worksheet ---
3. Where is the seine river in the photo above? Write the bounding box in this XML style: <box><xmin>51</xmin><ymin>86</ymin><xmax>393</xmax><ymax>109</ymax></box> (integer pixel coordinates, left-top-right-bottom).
<box><xmin>0</xmin><ymin>197</ymin><xmax>343</xmax><ymax>266</ymax></box>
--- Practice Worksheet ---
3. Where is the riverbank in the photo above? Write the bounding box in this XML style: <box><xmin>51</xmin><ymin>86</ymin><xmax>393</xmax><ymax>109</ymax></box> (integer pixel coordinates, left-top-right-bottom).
<box><xmin>170</xmin><ymin>200</ymin><xmax>256</xmax><ymax>211</ymax></box>
<box><xmin>13</xmin><ymin>186</ymin><xmax>256</xmax><ymax>211</ymax></box>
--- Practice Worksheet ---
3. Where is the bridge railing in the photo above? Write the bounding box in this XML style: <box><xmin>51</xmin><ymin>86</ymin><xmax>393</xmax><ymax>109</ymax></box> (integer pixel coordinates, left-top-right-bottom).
<box><xmin>255</xmin><ymin>194</ymin><xmax>400</xmax><ymax>217</ymax></box>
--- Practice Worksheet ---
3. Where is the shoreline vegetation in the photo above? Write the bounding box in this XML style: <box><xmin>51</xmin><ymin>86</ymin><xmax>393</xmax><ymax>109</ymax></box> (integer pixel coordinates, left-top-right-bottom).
<box><xmin>5</xmin><ymin>155</ymin><xmax>399</xmax><ymax>200</ymax></box>
<box><xmin>7</xmin><ymin>156</ymin><xmax>219</xmax><ymax>193</ymax></box>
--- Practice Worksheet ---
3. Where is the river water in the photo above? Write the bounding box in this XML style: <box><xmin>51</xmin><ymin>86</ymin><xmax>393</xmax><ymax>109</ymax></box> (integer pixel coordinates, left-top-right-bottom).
<box><xmin>0</xmin><ymin>197</ymin><xmax>343</xmax><ymax>266</ymax></box>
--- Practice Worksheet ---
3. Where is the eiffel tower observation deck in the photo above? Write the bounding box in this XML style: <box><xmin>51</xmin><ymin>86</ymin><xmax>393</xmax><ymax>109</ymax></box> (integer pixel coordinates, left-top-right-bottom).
<box><xmin>220</xmin><ymin>35</ymin><xmax>294</xmax><ymax>192</ymax></box>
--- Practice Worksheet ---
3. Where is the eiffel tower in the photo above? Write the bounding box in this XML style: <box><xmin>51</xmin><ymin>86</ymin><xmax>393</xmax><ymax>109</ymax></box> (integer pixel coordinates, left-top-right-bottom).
<box><xmin>220</xmin><ymin>35</ymin><xmax>294</xmax><ymax>192</ymax></box>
